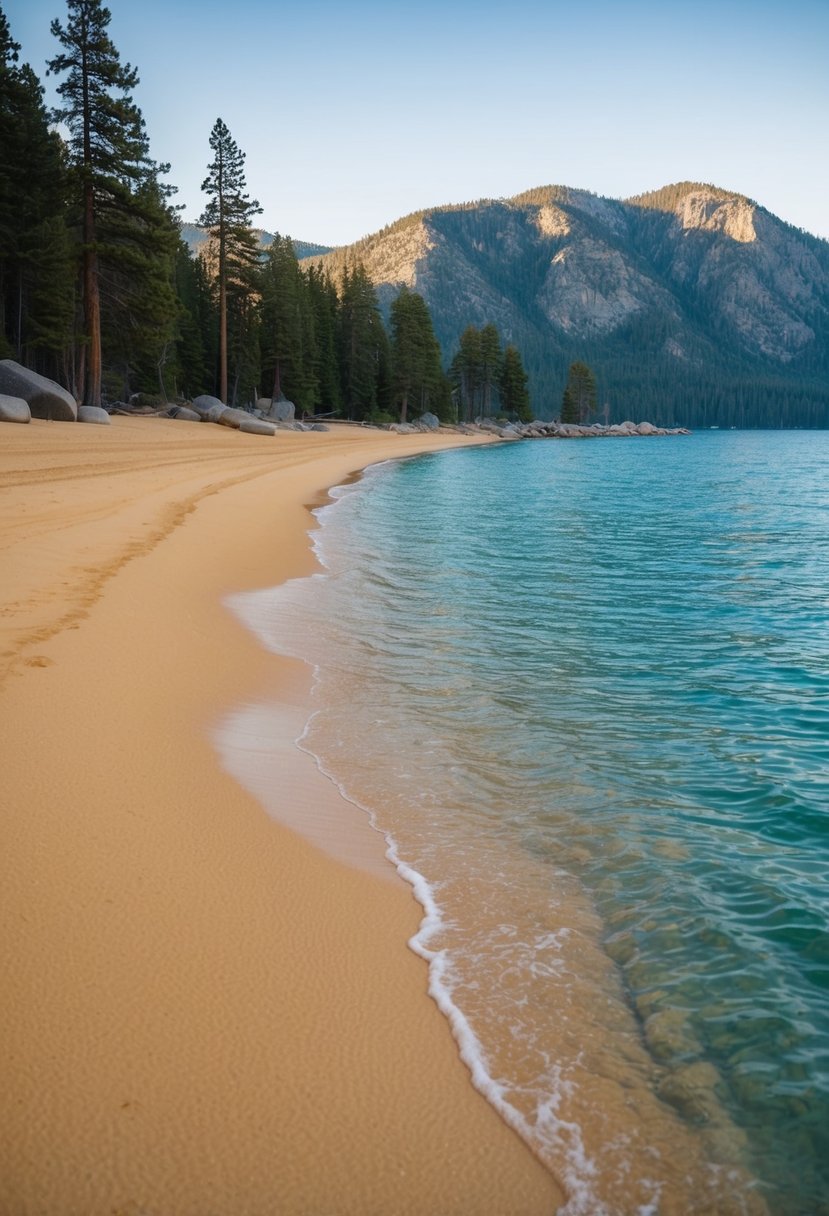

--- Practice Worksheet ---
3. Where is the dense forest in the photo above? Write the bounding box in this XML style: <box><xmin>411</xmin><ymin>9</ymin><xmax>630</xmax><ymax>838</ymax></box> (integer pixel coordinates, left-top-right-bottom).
<box><xmin>0</xmin><ymin>0</ymin><xmax>530</xmax><ymax>424</ymax></box>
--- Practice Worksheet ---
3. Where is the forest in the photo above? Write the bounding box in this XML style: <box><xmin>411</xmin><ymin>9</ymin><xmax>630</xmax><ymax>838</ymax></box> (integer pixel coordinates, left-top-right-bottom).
<box><xmin>0</xmin><ymin>0</ymin><xmax>532</xmax><ymax>425</ymax></box>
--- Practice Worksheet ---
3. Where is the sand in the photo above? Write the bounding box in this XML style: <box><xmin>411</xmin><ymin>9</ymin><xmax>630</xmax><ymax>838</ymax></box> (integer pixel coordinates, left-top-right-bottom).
<box><xmin>0</xmin><ymin>417</ymin><xmax>562</xmax><ymax>1216</ymax></box>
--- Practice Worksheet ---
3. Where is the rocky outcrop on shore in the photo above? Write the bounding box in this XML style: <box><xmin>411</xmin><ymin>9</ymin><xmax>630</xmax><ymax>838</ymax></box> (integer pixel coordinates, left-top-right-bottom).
<box><xmin>389</xmin><ymin>416</ymin><xmax>690</xmax><ymax>439</ymax></box>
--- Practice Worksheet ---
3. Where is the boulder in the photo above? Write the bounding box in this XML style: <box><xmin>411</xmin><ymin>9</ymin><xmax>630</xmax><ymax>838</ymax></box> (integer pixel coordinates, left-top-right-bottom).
<box><xmin>0</xmin><ymin>360</ymin><xmax>77</xmax><ymax>421</ymax></box>
<box><xmin>417</xmin><ymin>411</ymin><xmax>440</xmax><ymax>431</ymax></box>
<box><xmin>240</xmin><ymin>417</ymin><xmax>276</xmax><ymax>436</ymax></box>
<box><xmin>77</xmin><ymin>406</ymin><xmax>111</xmax><ymax>425</ymax></box>
<box><xmin>191</xmin><ymin>394</ymin><xmax>225</xmax><ymax>415</ymax></box>
<box><xmin>168</xmin><ymin>406</ymin><xmax>201</xmax><ymax>422</ymax></box>
<box><xmin>309</xmin><ymin>423</ymin><xmax>330</xmax><ymax>432</ymax></box>
<box><xmin>637</xmin><ymin>421</ymin><xmax>659</xmax><ymax>435</ymax></box>
<box><xmin>0</xmin><ymin>393</ymin><xmax>31</xmax><ymax>423</ymax></box>
<box><xmin>267</xmin><ymin>397</ymin><xmax>296</xmax><ymax>422</ymax></box>
<box><xmin>217</xmin><ymin>407</ymin><xmax>250</xmax><ymax>429</ymax></box>
<box><xmin>255</xmin><ymin>398</ymin><xmax>272</xmax><ymax>411</ymax></box>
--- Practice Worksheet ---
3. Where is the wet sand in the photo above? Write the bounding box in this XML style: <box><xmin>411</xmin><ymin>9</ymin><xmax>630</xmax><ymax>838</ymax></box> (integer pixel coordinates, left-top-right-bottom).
<box><xmin>0</xmin><ymin>417</ymin><xmax>561</xmax><ymax>1215</ymax></box>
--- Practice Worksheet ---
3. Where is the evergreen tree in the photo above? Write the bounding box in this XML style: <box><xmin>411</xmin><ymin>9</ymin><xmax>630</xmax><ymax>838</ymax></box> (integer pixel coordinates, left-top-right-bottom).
<box><xmin>500</xmin><ymin>344</ymin><xmax>532</xmax><ymax>421</ymax></box>
<box><xmin>338</xmin><ymin>262</ymin><xmax>389</xmax><ymax>420</ymax></box>
<box><xmin>389</xmin><ymin>286</ymin><xmax>444</xmax><ymax>423</ymax></box>
<box><xmin>0</xmin><ymin>7</ymin><xmax>72</xmax><ymax>368</ymax></box>
<box><xmin>172</xmin><ymin>240</ymin><xmax>212</xmax><ymax>398</ymax></box>
<box><xmin>260</xmin><ymin>234</ymin><xmax>310</xmax><ymax>407</ymax></box>
<box><xmin>198</xmin><ymin>117</ymin><xmax>261</xmax><ymax>403</ymax></box>
<box><xmin>562</xmin><ymin>361</ymin><xmax>597</xmax><ymax>423</ymax></box>
<box><xmin>479</xmin><ymin>322</ymin><xmax>502</xmax><ymax>416</ymax></box>
<box><xmin>48</xmin><ymin>0</ymin><xmax>164</xmax><ymax>407</ymax></box>
<box><xmin>305</xmin><ymin>263</ymin><xmax>340</xmax><ymax>413</ymax></box>
<box><xmin>98</xmin><ymin>168</ymin><xmax>181</xmax><ymax>400</ymax></box>
<box><xmin>560</xmin><ymin>386</ymin><xmax>578</xmax><ymax>423</ymax></box>
<box><xmin>449</xmin><ymin>325</ymin><xmax>483</xmax><ymax>421</ymax></box>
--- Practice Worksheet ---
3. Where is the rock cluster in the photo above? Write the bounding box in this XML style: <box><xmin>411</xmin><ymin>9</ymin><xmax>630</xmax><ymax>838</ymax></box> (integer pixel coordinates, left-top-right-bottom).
<box><xmin>0</xmin><ymin>368</ymin><xmax>331</xmax><ymax>438</ymax></box>
<box><xmin>0</xmin><ymin>360</ymin><xmax>78</xmax><ymax>422</ymax></box>
<box><xmin>454</xmin><ymin>418</ymin><xmax>690</xmax><ymax>440</ymax></box>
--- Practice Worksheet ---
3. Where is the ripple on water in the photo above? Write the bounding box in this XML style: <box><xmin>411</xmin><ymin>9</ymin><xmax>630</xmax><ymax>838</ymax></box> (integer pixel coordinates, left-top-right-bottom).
<box><xmin>232</xmin><ymin>432</ymin><xmax>829</xmax><ymax>1216</ymax></box>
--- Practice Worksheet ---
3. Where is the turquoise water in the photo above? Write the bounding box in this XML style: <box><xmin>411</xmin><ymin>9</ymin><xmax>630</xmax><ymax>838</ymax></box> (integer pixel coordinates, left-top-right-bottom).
<box><xmin>235</xmin><ymin>431</ymin><xmax>829</xmax><ymax>1214</ymax></box>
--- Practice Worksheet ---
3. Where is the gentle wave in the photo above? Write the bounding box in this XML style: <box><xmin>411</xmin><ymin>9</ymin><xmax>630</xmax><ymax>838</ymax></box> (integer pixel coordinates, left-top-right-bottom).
<box><xmin>227</xmin><ymin>433</ymin><xmax>829</xmax><ymax>1215</ymax></box>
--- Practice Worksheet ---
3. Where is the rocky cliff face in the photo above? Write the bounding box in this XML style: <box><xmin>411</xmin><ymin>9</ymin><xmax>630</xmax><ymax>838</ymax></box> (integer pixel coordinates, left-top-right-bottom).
<box><xmin>305</xmin><ymin>183</ymin><xmax>829</xmax><ymax>427</ymax></box>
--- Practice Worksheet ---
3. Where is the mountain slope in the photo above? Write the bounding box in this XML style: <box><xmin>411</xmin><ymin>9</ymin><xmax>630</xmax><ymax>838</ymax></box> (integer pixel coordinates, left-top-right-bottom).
<box><xmin>303</xmin><ymin>184</ymin><xmax>829</xmax><ymax>427</ymax></box>
<box><xmin>180</xmin><ymin>223</ymin><xmax>332</xmax><ymax>262</ymax></box>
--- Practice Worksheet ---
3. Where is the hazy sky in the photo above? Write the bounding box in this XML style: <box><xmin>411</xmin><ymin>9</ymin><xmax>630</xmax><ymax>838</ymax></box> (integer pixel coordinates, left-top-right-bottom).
<box><xmin>6</xmin><ymin>0</ymin><xmax>828</xmax><ymax>246</ymax></box>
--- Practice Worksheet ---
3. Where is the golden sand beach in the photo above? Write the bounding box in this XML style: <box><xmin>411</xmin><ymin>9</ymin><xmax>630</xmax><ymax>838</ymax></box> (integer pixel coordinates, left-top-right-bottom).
<box><xmin>0</xmin><ymin>417</ymin><xmax>562</xmax><ymax>1215</ymax></box>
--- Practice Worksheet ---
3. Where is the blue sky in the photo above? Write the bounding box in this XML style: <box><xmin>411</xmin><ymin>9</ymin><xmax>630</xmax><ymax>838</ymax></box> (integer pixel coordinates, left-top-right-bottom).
<box><xmin>6</xmin><ymin>0</ymin><xmax>828</xmax><ymax>246</ymax></box>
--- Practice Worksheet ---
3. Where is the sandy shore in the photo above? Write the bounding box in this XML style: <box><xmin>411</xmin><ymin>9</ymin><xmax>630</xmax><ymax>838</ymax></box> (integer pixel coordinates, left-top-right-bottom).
<box><xmin>0</xmin><ymin>418</ymin><xmax>561</xmax><ymax>1215</ymax></box>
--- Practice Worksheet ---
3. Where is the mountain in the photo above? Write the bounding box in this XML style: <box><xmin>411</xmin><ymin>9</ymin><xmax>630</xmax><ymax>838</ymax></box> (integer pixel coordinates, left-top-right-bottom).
<box><xmin>180</xmin><ymin>223</ymin><xmax>332</xmax><ymax>263</ymax></box>
<box><xmin>302</xmin><ymin>184</ymin><xmax>829</xmax><ymax>428</ymax></box>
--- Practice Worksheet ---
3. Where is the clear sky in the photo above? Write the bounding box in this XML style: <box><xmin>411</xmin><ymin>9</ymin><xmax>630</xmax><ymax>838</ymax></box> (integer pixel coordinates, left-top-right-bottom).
<box><xmin>6</xmin><ymin>0</ymin><xmax>829</xmax><ymax>246</ymax></box>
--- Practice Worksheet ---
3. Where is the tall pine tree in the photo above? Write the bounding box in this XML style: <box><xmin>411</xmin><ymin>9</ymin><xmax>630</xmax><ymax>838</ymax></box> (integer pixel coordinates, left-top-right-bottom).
<box><xmin>389</xmin><ymin>286</ymin><xmax>445</xmax><ymax>423</ymax></box>
<box><xmin>305</xmin><ymin>263</ymin><xmax>340</xmax><ymax>414</ymax></box>
<box><xmin>260</xmin><ymin>234</ymin><xmax>315</xmax><ymax>408</ymax></box>
<box><xmin>479</xmin><ymin>323</ymin><xmax>502</xmax><ymax>417</ymax></box>
<box><xmin>561</xmin><ymin>361</ymin><xmax>597</xmax><ymax>423</ymax></box>
<box><xmin>48</xmin><ymin>0</ymin><xmax>163</xmax><ymax>407</ymax></box>
<box><xmin>198</xmin><ymin>118</ymin><xmax>261</xmax><ymax>404</ymax></box>
<box><xmin>0</xmin><ymin>6</ymin><xmax>71</xmax><ymax>369</ymax></box>
<box><xmin>500</xmin><ymin>345</ymin><xmax>532</xmax><ymax>421</ymax></box>
<box><xmin>449</xmin><ymin>326</ymin><xmax>483</xmax><ymax>422</ymax></box>
<box><xmin>338</xmin><ymin>262</ymin><xmax>389</xmax><ymax>420</ymax></box>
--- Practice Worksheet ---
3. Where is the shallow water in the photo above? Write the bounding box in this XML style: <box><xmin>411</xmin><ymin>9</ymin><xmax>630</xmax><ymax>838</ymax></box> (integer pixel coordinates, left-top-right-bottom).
<box><xmin>229</xmin><ymin>432</ymin><xmax>829</xmax><ymax>1215</ymax></box>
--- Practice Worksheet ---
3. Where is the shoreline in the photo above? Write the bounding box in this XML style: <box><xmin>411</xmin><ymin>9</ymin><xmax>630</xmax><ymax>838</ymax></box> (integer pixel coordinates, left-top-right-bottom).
<box><xmin>0</xmin><ymin>419</ymin><xmax>562</xmax><ymax>1214</ymax></box>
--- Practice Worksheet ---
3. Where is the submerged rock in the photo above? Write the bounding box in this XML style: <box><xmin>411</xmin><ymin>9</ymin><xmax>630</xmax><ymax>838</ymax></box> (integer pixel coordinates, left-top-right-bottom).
<box><xmin>0</xmin><ymin>360</ymin><xmax>77</xmax><ymax>421</ymax></box>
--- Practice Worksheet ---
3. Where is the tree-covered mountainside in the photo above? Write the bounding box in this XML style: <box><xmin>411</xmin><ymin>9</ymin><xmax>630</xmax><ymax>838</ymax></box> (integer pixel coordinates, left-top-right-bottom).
<box><xmin>180</xmin><ymin>224</ymin><xmax>331</xmax><ymax>263</ymax></box>
<box><xmin>303</xmin><ymin>184</ymin><xmax>829</xmax><ymax>428</ymax></box>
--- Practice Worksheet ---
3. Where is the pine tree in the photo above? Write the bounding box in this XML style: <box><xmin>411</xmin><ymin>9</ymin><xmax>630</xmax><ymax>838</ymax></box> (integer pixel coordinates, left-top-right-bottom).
<box><xmin>306</xmin><ymin>264</ymin><xmax>340</xmax><ymax>413</ymax></box>
<box><xmin>500</xmin><ymin>344</ymin><xmax>532</xmax><ymax>421</ymax></box>
<box><xmin>260</xmin><ymin>234</ymin><xmax>306</xmax><ymax>405</ymax></box>
<box><xmin>562</xmin><ymin>361</ymin><xmax>597</xmax><ymax>423</ymax></box>
<box><xmin>389</xmin><ymin>286</ymin><xmax>445</xmax><ymax>423</ymax></box>
<box><xmin>48</xmin><ymin>0</ymin><xmax>161</xmax><ymax>407</ymax></box>
<box><xmin>449</xmin><ymin>325</ymin><xmax>483</xmax><ymax>422</ymax></box>
<box><xmin>198</xmin><ymin>117</ymin><xmax>262</xmax><ymax>403</ymax></box>
<box><xmin>338</xmin><ymin>262</ymin><xmax>388</xmax><ymax>420</ymax></box>
<box><xmin>479</xmin><ymin>323</ymin><xmax>502</xmax><ymax>417</ymax></box>
<box><xmin>0</xmin><ymin>8</ymin><xmax>71</xmax><ymax>367</ymax></box>
<box><xmin>560</xmin><ymin>386</ymin><xmax>578</xmax><ymax>423</ymax></box>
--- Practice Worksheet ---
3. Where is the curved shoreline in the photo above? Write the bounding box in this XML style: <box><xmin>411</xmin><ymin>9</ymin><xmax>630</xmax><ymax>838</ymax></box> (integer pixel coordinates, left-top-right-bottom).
<box><xmin>0</xmin><ymin>418</ymin><xmax>561</xmax><ymax>1215</ymax></box>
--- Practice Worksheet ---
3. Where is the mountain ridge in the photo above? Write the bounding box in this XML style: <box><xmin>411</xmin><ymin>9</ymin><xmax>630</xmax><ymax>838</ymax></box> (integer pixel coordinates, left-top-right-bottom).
<box><xmin>299</xmin><ymin>182</ymin><xmax>829</xmax><ymax>427</ymax></box>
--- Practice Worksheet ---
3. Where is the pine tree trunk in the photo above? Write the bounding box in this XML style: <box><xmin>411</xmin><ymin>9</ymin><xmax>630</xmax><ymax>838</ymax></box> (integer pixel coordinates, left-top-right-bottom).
<box><xmin>219</xmin><ymin>275</ymin><xmax>227</xmax><ymax>404</ymax></box>
<box><xmin>400</xmin><ymin>391</ymin><xmax>408</xmax><ymax>423</ymax></box>
<box><xmin>81</xmin><ymin>42</ymin><xmax>101</xmax><ymax>409</ymax></box>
